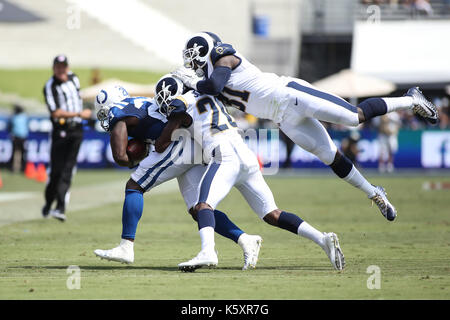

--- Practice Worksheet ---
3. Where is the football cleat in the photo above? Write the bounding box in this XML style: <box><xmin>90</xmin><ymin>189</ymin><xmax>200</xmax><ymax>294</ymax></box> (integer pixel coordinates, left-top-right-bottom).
<box><xmin>94</xmin><ymin>239</ymin><xmax>134</xmax><ymax>264</ymax></box>
<box><xmin>369</xmin><ymin>186</ymin><xmax>397</xmax><ymax>221</ymax></box>
<box><xmin>49</xmin><ymin>209</ymin><xmax>66</xmax><ymax>222</ymax></box>
<box><xmin>405</xmin><ymin>87</ymin><xmax>439</xmax><ymax>125</ymax></box>
<box><xmin>178</xmin><ymin>249</ymin><xmax>218</xmax><ymax>272</ymax></box>
<box><xmin>323</xmin><ymin>232</ymin><xmax>345</xmax><ymax>271</ymax></box>
<box><xmin>238</xmin><ymin>234</ymin><xmax>263</xmax><ymax>270</ymax></box>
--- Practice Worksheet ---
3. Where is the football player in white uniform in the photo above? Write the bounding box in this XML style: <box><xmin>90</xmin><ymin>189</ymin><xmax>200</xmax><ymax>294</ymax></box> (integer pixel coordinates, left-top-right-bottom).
<box><xmin>92</xmin><ymin>86</ymin><xmax>263</xmax><ymax>270</ymax></box>
<box><xmin>154</xmin><ymin>74</ymin><xmax>345</xmax><ymax>272</ymax></box>
<box><xmin>172</xmin><ymin>32</ymin><xmax>439</xmax><ymax>222</ymax></box>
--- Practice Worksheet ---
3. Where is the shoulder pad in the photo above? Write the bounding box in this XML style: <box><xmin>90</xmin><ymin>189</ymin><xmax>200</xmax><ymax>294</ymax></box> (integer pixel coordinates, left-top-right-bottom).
<box><xmin>210</xmin><ymin>43</ymin><xmax>236</xmax><ymax>65</ymax></box>
<box><xmin>168</xmin><ymin>96</ymin><xmax>188</xmax><ymax>116</ymax></box>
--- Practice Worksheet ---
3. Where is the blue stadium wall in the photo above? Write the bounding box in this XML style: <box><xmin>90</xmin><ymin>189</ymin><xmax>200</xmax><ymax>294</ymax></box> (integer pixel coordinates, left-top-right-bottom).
<box><xmin>0</xmin><ymin>116</ymin><xmax>449</xmax><ymax>169</ymax></box>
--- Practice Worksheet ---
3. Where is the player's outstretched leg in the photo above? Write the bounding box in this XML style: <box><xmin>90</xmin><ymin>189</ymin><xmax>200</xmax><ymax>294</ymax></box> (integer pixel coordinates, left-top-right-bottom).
<box><xmin>279</xmin><ymin>118</ymin><xmax>397</xmax><ymax>221</ymax></box>
<box><xmin>357</xmin><ymin>89</ymin><xmax>438</xmax><ymax>125</ymax></box>
<box><xmin>263</xmin><ymin>210</ymin><xmax>345</xmax><ymax>270</ymax></box>
<box><xmin>236</xmin><ymin>168</ymin><xmax>344</xmax><ymax>270</ymax></box>
<box><xmin>285</xmin><ymin>80</ymin><xmax>438</xmax><ymax>126</ymax></box>
<box><xmin>330</xmin><ymin>152</ymin><xmax>397</xmax><ymax>221</ymax></box>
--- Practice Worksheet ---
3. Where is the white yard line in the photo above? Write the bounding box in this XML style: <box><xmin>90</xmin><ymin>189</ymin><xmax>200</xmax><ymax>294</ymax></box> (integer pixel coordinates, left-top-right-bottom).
<box><xmin>0</xmin><ymin>179</ymin><xmax>178</xmax><ymax>227</ymax></box>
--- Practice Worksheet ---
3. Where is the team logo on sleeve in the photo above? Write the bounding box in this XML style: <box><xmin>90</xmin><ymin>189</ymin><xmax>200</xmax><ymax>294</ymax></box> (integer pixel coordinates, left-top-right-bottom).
<box><xmin>215</xmin><ymin>46</ymin><xmax>224</xmax><ymax>55</ymax></box>
<box><xmin>166</xmin><ymin>104</ymin><xmax>177</xmax><ymax>117</ymax></box>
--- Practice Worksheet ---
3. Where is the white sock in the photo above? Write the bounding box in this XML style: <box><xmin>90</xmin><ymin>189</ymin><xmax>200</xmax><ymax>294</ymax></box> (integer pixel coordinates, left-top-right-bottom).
<box><xmin>343</xmin><ymin>166</ymin><xmax>376</xmax><ymax>197</ymax></box>
<box><xmin>297</xmin><ymin>222</ymin><xmax>325</xmax><ymax>248</ymax></box>
<box><xmin>382</xmin><ymin>97</ymin><xmax>413</xmax><ymax>113</ymax></box>
<box><xmin>199</xmin><ymin>226</ymin><xmax>215</xmax><ymax>251</ymax></box>
<box><xmin>237</xmin><ymin>233</ymin><xmax>248</xmax><ymax>246</ymax></box>
<box><xmin>120</xmin><ymin>239</ymin><xmax>134</xmax><ymax>250</ymax></box>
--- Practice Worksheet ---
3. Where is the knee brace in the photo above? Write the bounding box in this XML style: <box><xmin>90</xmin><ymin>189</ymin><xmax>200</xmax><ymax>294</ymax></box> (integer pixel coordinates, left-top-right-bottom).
<box><xmin>358</xmin><ymin>98</ymin><xmax>387</xmax><ymax>121</ymax></box>
<box><xmin>329</xmin><ymin>152</ymin><xmax>353</xmax><ymax>178</ymax></box>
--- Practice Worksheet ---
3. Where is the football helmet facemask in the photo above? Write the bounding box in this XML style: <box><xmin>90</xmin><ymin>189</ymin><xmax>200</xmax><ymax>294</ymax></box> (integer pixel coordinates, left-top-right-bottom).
<box><xmin>155</xmin><ymin>74</ymin><xmax>185</xmax><ymax>117</ymax></box>
<box><xmin>182</xmin><ymin>32</ymin><xmax>221</xmax><ymax>77</ymax></box>
<box><xmin>94</xmin><ymin>85</ymin><xmax>130</xmax><ymax>131</ymax></box>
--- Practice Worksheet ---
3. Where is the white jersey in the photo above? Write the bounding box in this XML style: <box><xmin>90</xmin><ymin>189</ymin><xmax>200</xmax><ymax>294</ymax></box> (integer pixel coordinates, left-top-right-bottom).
<box><xmin>171</xmin><ymin>91</ymin><xmax>242</xmax><ymax>162</ymax></box>
<box><xmin>206</xmin><ymin>47</ymin><xmax>290</xmax><ymax>123</ymax></box>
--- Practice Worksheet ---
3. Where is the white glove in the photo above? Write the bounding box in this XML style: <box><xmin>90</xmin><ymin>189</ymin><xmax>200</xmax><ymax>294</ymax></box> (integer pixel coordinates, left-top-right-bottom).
<box><xmin>171</xmin><ymin>66</ymin><xmax>202</xmax><ymax>90</ymax></box>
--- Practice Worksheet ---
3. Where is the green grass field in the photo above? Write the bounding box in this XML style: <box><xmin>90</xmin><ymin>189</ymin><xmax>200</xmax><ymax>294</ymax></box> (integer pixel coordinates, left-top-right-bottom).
<box><xmin>0</xmin><ymin>68</ymin><xmax>164</xmax><ymax>112</ymax></box>
<box><xmin>0</xmin><ymin>170</ymin><xmax>449</xmax><ymax>299</ymax></box>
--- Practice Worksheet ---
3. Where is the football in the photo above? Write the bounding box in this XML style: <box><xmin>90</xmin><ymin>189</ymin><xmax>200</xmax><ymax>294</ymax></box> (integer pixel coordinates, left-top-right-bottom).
<box><xmin>126</xmin><ymin>138</ymin><xmax>148</xmax><ymax>162</ymax></box>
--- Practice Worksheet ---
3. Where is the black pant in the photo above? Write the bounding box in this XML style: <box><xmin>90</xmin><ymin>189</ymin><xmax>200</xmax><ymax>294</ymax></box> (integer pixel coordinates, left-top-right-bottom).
<box><xmin>44</xmin><ymin>126</ymin><xmax>83</xmax><ymax>213</ymax></box>
<box><xmin>9</xmin><ymin>137</ymin><xmax>27</xmax><ymax>172</ymax></box>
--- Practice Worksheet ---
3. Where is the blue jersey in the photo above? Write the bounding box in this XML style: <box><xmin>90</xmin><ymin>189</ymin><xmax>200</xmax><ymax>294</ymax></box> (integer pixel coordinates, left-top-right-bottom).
<box><xmin>108</xmin><ymin>97</ymin><xmax>167</xmax><ymax>141</ymax></box>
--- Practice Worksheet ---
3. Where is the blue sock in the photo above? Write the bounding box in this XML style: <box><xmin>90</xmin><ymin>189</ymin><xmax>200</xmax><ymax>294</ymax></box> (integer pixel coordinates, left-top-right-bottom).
<box><xmin>197</xmin><ymin>208</ymin><xmax>215</xmax><ymax>230</ymax></box>
<box><xmin>278</xmin><ymin>211</ymin><xmax>304</xmax><ymax>234</ymax></box>
<box><xmin>330</xmin><ymin>152</ymin><xmax>353</xmax><ymax>178</ymax></box>
<box><xmin>358</xmin><ymin>98</ymin><xmax>387</xmax><ymax>121</ymax></box>
<box><xmin>121</xmin><ymin>189</ymin><xmax>144</xmax><ymax>240</ymax></box>
<box><xmin>214</xmin><ymin>210</ymin><xmax>244</xmax><ymax>243</ymax></box>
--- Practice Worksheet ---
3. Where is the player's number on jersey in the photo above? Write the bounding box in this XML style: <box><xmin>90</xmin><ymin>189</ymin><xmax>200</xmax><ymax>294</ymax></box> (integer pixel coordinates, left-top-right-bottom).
<box><xmin>196</xmin><ymin>97</ymin><xmax>237</xmax><ymax>134</ymax></box>
<box><xmin>219</xmin><ymin>87</ymin><xmax>250</xmax><ymax>112</ymax></box>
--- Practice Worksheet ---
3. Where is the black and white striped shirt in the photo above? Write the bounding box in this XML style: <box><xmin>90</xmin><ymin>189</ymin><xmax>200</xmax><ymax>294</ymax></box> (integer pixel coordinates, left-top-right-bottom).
<box><xmin>43</xmin><ymin>72</ymin><xmax>83</xmax><ymax>125</ymax></box>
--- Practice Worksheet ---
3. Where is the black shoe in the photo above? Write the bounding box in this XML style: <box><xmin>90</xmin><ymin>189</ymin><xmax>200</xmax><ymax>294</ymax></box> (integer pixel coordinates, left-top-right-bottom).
<box><xmin>42</xmin><ymin>205</ymin><xmax>50</xmax><ymax>218</ymax></box>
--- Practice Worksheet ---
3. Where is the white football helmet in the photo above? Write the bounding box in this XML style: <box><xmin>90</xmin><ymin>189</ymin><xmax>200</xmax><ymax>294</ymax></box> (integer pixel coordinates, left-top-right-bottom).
<box><xmin>94</xmin><ymin>85</ymin><xmax>129</xmax><ymax>131</ymax></box>
<box><xmin>155</xmin><ymin>74</ymin><xmax>185</xmax><ymax>117</ymax></box>
<box><xmin>182</xmin><ymin>32</ymin><xmax>222</xmax><ymax>77</ymax></box>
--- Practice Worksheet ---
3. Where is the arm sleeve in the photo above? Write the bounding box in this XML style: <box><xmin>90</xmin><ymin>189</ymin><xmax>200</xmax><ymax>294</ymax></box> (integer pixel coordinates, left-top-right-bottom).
<box><xmin>196</xmin><ymin>66</ymin><xmax>232</xmax><ymax>96</ymax></box>
<box><xmin>167</xmin><ymin>97</ymin><xmax>193</xmax><ymax>127</ymax></box>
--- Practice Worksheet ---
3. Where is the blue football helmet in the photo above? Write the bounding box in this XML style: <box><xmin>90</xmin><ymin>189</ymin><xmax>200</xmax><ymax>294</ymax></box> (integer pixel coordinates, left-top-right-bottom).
<box><xmin>155</xmin><ymin>74</ymin><xmax>185</xmax><ymax>117</ymax></box>
<box><xmin>182</xmin><ymin>32</ymin><xmax>221</xmax><ymax>77</ymax></box>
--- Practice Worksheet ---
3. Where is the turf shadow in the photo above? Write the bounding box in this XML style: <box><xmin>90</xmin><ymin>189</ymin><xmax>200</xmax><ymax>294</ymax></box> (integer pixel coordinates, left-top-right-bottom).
<box><xmin>9</xmin><ymin>265</ymin><xmax>180</xmax><ymax>272</ymax></box>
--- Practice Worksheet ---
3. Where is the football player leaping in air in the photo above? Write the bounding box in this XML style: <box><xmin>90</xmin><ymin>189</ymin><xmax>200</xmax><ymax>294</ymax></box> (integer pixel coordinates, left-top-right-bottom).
<box><xmin>154</xmin><ymin>74</ymin><xmax>345</xmax><ymax>272</ymax></box>
<box><xmin>172</xmin><ymin>32</ymin><xmax>440</xmax><ymax>222</ymax></box>
<box><xmin>92</xmin><ymin>85</ymin><xmax>263</xmax><ymax>270</ymax></box>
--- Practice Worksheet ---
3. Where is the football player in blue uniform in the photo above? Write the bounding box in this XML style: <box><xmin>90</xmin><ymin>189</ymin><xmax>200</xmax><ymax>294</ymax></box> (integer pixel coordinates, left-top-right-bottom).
<box><xmin>172</xmin><ymin>32</ymin><xmax>438</xmax><ymax>222</ymax></box>
<box><xmin>92</xmin><ymin>86</ymin><xmax>263</xmax><ymax>270</ymax></box>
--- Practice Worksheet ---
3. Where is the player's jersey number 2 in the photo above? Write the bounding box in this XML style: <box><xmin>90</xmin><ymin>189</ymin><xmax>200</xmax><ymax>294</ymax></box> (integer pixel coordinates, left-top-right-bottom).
<box><xmin>196</xmin><ymin>96</ymin><xmax>237</xmax><ymax>134</ymax></box>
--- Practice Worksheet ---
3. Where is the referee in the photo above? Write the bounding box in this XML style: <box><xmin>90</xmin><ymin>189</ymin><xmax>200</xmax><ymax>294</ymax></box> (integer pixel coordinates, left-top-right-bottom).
<box><xmin>42</xmin><ymin>54</ymin><xmax>92</xmax><ymax>221</ymax></box>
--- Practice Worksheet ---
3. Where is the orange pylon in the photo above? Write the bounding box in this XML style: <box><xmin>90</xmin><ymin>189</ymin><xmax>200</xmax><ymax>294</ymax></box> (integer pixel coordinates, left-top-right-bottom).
<box><xmin>24</xmin><ymin>162</ymin><xmax>37</xmax><ymax>179</ymax></box>
<box><xmin>0</xmin><ymin>171</ymin><xmax>3</xmax><ymax>189</ymax></box>
<box><xmin>35</xmin><ymin>163</ymin><xmax>48</xmax><ymax>183</ymax></box>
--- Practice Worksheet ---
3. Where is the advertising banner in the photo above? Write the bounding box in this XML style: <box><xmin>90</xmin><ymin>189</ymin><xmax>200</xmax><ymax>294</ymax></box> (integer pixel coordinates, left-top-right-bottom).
<box><xmin>0</xmin><ymin>116</ymin><xmax>448</xmax><ymax>170</ymax></box>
